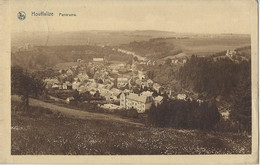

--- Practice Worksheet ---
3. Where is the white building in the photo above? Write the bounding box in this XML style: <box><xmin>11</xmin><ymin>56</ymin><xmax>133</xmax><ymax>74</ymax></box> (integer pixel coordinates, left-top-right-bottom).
<box><xmin>138</xmin><ymin>71</ymin><xmax>145</xmax><ymax>80</ymax></box>
<box><xmin>72</xmin><ymin>81</ymin><xmax>81</xmax><ymax>90</ymax></box>
<box><xmin>44</xmin><ymin>78</ymin><xmax>59</xmax><ymax>88</ymax></box>
<box><xmin>66</xmin><ymin>69</ymin><xmax>74</xmax><ymax>76</ymax></box>
<box><xmin>141</xmin><ymin>91</ymin><xmax>153</xmax><ymax>96</ymax></box>
<box><xmin>117</xmin><ymin>77</ymin><xmax>128</xmax><ymax>88</ymax></box>
<box><xmin>77</xmin><ymin>73</ymin><xmax>89</xmax><ymax>82</ymax></box>
<box><xmin>226</xmin><ymin>49</ymin><xmax>236</xmax><ymax>57</ymax></box>
<box><xmin>154</xmin><ymin>96</ymin><xmax>164</xmax><ymax>106</ymax></box>
<box><xmin>153</xmin><ymin>83</ymin><xmax>162</xmax><ymax>93</ymax></box>
<box><xmin>93</xmin><ymin>58</ymin><xmax>104</xmax><ymax>64</ymax></box>
<box><xmin>177</xmin><ymin>94</ymin><xmax>187</xmax><ymax>100</ymax></box>
<box><xmin>120</xmin><ymin>93</ymin><xmax>153</xmax><ymax>113</ymax></box>
<box><xmin>109</xmin><ymin>88</ymin><xmax>122</xmax><ymax>101</ymax></box>
<box><xmin>66</xmin><ymin>97</ymin><xmax>75</xmax><ymax>103</ymax></box>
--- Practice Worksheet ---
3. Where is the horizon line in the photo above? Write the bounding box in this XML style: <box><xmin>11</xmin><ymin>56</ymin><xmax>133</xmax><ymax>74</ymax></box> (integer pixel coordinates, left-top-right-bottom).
<box><xmin>11</xmin><ymin>30</ymin><xmax>251</xmax><ymax>35</ymax></box>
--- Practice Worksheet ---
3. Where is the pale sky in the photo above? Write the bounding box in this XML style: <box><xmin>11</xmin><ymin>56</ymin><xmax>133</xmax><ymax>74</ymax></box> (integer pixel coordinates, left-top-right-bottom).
<box><xmin>11</xmin><ymin>0</ymin><xmax>255</xmax><ymax>34</ymax></box>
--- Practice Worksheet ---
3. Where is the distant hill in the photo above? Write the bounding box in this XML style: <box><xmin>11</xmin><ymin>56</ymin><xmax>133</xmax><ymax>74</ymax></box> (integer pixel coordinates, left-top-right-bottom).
<box><xmin>11</xmin><ymin>45</ymin><xmax>106</xmax><ymax>70</ymax></box>
<box><xmin>12</xmin><ymin>30</ymin><xmax>250</xmax><ymax>51</ymax></box>
<box><xmin>11</xmin><ymin>30</ymin><xmax>177</xmax><ymax>49</ymax></box>
<box><xmin>11</xmin><ymin>44</ymin><xmax>133</xmax><ymax>70</ymax></box>
<box><xmin>11</xmin><ymin>30</ymin><xmax>251</xmax><ymax>69</ymax></box>
<box><xmin>119</xmin><ymin>34</ymin><xmax>251</xmax><ymax>59</ymax></box>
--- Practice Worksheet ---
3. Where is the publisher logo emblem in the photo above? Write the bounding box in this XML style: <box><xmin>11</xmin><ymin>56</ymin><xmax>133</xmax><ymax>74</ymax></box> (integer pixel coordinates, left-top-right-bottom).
<box><xmin>17</xmin><ymin>11</ymin><xmax>26</xmax><ymax>20</ymax></box>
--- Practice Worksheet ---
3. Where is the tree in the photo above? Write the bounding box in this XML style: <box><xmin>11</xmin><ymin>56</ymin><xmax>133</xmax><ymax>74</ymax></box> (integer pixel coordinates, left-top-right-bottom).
<box><xmin>30</xmin><ymin>74</ymin><xmax>46</xmax><ymax>97</ymax></box>
<box><xmin>159</xmin><ymin>64</ymin><xmax>162</xmax><ymax>71</ymax></box>
<box><xmin>80</xmin><ymin>91</ymin><xmax>92</xmax><ymax>102</ymax></box>
<box><xmin>94</xmin><ymin>90</ymin><xmax>100</xmax><ymax>98</ymax></box>
<box><xmin>230</xmin><ymin>71</ymin><xmax>251</xmax><ymax>133</ymax></box>
<box><xmin>72</xmin><ymin>90</ymin><xmax>80</xmax><ymax>101</ymax></box>
<box><xmin>11</xmin><ymin>66</ymin><xmax>45</xmax><ymax>111</ymax></box>
<box><xmin>147</xmin><ymin>70</ymin><xmax>155</xmax><ymax>79</ymax></box>
<box><xmin>165</xmin><ymin>58</ymin><xmax>172</xmax><ymax>65</ymax></box>
<box><xmin>97</xmin><ymin>79</ymin><xmax>103</xmax><ymax>84</ymax></box>
<box><xmin>148</xmin><ymin>99</ymin><xmax>220</xmax><ymax>130</ymax></box>
<box><xmin>133</xmin><ymin>56</ymin><xmax>138</xmax><ymax>62</ymax></box>
<box><xmin>127</xmin><ymin>57</ymin><xmax>133</xmax><ymax>65</ymax></box>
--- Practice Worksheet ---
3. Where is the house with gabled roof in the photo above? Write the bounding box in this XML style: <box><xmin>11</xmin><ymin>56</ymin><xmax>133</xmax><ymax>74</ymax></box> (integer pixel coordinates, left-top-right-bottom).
<box><xmin>153</xmin><ymin>83</ymin><xmax>162</xmax><ymax>93</ymax></box>
<box><xmin>120</xmin><ymin>92</ymin><xmax>153</xmax><ymax>113</ymax></box>
<box><xmin>44</xmin><ymin>78</ymin><xmax>60</xmax><ymax>89</ymax></box>
<box><xmin>66</xmin><ymin>68</ymin><xmax>74</xmax><ymax>76</ymax></box>
<box><xmin>77</xmin><ymin>73</ymin><xmax>89</xmax><ymax>82</ymax></box>
<box><xmin>146</xmin><ymin>79</ymin><xmax>154</xmax><ymax>87</ymax></box>
<box><xmin>93</xmin><ymin>58</ymin><xmax>104</xmax><ymax>65</ymax></box>
<box><xmin>141</xmin><ymin>91</ymin><xmax>153</xmax><ymax>96</ymax></box>
<box><xmin>177</xmin><ymin>94</ymin><xmax>187</xmax><ymax>100</ymax></box>
<box><xmin>117</xmin><ymin>77</ymin><xmax>128</xmax><ymax>88</ymax></box>
<box><xmin>72</xmin><ymin>81</ymin><xmax>81</xmax><ymax>90</ymax></box>
<box><xmin>109</xmin><ymin>88</ymin><xmax>122</xmax><ymax>101</ymax></box>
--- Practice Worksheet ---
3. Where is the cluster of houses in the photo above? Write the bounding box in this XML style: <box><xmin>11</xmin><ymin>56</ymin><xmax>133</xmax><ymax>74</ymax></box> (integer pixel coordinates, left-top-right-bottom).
<box><xmin>171</xmin><ymin>58</ymin><xmax>187</xmax><ymax>64</ymax></box>
<box><xmin>214</xmin><ymin>49</ymin><xmax>248</xmax><ymax>62</ymax></box>
<box><xmin>44</xmin><ymin>56</ymin><xmax>173</xmax><ymax>113</ymax></box>
<box><xmin>44</xmin><ymin>49</ymin><xmax>195</xmax><ymax>114</ymax></box>
<box><xmin>162</xmin><ymin>54</ymin><xmax>188</xmax><ymax>65</ymax></box>
<box><xmin>226</xmin><ymin>49</ymin><xmax>237</xmax><ymax>58</ymax></box>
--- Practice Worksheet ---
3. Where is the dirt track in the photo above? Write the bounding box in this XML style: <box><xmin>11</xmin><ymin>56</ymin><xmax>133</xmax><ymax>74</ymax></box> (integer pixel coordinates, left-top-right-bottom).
<box><xmin>11</xmin><ymin>95</ymin><xmax>143</xmax><ymax>127</ymax></box>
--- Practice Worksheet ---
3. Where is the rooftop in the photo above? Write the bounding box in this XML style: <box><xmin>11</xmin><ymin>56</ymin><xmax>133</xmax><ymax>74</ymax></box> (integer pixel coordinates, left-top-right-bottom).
<box><xmin>93</xmin><ymin>58</ymin><xmax>104</xmax><ymax>62</ymax></box>
<box><xmin>154</xmin><ymin>96</ymin><xmax>163</xmax><ymax>102</ymax></box>
<box><xmin>126</xmin><ymin>93</ymin><xmax>151</xmax><ymax>103</ymax></box>
<box><xmin>110</xmin><ymin>88</ymin><xmax>122</xmax><ymax>96</ymax></box>
<box><xmin>117</xmin><ymin>77</ymin><xmax>128</xmax><ymax>81</ymax></box>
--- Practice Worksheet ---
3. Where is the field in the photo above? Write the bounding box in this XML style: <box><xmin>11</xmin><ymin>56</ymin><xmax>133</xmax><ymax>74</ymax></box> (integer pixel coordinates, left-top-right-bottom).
<box><xmin>11</xmin><ymin>31</ymin><xmax>155</xmax><ymax>48</ymax></box>
<box><xmin>121</xmin><ymin>35</ymin><xmax>251</xmax><ymax>59</ymax></box>
<box><xmin>11</xmin><ymin>101</ymin><xmax>251</xmax><ymax>155</ymax></box>
<box><xmin>11</xmin><ymin>31</ymin><xmax>251</xmax><ymax>71</ymax></box>
<box><xmin>163</xmin><ymin>36</ymin><xmax>250</xmax><ymax>56</ymax></box>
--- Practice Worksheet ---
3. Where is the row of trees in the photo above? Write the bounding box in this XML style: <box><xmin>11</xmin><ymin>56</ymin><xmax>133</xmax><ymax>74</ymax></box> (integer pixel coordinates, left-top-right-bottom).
<box><xmin>148</xmin><ymin>99</ymin><xmax>220</xmax><ymax>130</ymax></box>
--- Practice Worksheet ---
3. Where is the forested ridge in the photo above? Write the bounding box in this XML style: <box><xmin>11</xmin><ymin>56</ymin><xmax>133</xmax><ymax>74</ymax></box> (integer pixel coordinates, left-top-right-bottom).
<box><xmin>178</xmin><ymin>55</ymin><xmax>250</xmax><ymax>98</ymax></box>
<box><xmin>177</xmin><ymin>55</ymin><xmax>251</xmax><ymax>133</ymax></box>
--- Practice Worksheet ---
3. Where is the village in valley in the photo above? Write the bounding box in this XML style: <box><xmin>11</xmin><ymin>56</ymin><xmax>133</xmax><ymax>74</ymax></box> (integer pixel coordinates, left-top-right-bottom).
<box><xmin>45</xmin><ymin>53</ymin><xmax>164</xmax><ymax>113</ymax></box>
<box><xmin>9</xmin><ymin>33</ymin><xmax>250</xmax><ymax>121</ymax></box>
<box><xmin>37</xmin><ymin>43</ymin><xmax>249</xmax><ymax>118</ymax></box>
<box><xmin>11</xmin><ymin>31</ymin><xmax>252</xmax><ymax>155</ymax></box>
<box><xmin>9</xmin><ymin>0</ymin><xmax>255</xmax><ymax>156</ymax></box>
<box><xmin>41</xmin><ymin>46</ymin><xmax>198</xmax><ymax>115</ymax></box>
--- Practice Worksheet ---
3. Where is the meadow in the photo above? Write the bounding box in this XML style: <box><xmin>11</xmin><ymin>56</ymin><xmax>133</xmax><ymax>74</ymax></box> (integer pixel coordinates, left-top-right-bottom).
<box><xmin>121</xmin><ymin>35</ymin><xmax>250</xmax><ymax>59</ymax></box>
<box><xmin>164</xmin><ymin>36</ymin><xmax>250</xmax><ymax>56</ymax></box>
<box><xmin>11</xmin><ymin>101</ymin><xmax>251</xmax><ymax>155</ymax></box>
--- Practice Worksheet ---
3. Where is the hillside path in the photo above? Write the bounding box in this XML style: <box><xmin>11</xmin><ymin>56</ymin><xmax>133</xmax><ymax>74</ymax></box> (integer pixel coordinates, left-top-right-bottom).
<box><xmin>11</xmin><ymin>95</ymin><xmax>144</xmax><ymax>127</ymax></box>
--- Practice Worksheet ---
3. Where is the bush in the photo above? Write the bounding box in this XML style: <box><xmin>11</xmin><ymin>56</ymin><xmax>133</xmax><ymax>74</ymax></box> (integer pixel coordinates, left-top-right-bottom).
<box><xmin>214</xmin><ymin>119</ymin><xmax>240</xmax><ymax>133</ymax></box>
<box><xmin>126</xmin><ymin>109</ymin><xmax>138</xmax><ymax>118</ymax></box>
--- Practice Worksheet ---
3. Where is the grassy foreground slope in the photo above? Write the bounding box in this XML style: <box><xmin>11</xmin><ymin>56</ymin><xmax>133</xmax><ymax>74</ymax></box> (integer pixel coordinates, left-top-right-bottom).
<box><xmin>11</xmin><ymin>102</ymin><xmax>251</xmax><ymax>155</ymax></box>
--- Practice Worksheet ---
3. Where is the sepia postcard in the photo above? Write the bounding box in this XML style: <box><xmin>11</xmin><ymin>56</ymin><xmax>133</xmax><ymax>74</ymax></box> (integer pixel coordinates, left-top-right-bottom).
<box><xmin>0</xmin><ymin>0</ymin><xmax>258</xmax><ymax>164</ymax></box>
